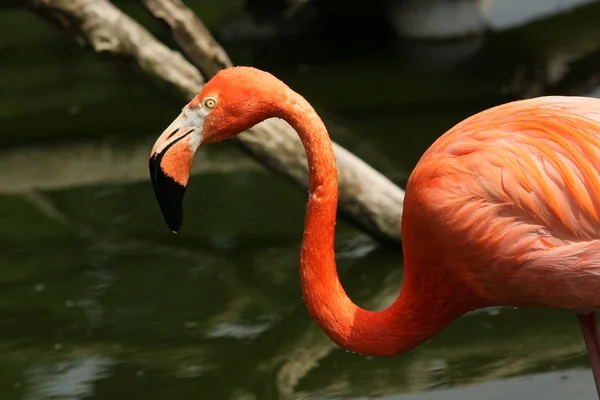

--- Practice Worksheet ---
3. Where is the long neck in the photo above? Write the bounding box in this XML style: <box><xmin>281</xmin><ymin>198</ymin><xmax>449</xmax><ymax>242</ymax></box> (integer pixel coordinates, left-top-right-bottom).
<box><xmin>281</xmin><ymin>90</ymin><xmax>463</xmax><ymax>356</ymax></box>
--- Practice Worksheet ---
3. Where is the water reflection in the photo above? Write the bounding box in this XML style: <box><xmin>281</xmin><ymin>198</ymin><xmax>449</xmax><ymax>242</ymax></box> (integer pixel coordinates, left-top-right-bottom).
<box><xmin>25</xmin><ymin>357</ymin><xmax>113</xmax><ymax>400</ymax></box>
<box><xmin>0</xmin><ymin>177</ymin><xmax>592</xmax><ymax>399</ymax></box>
<box><xmin>3</xmin><ymin>1</ymin><xmax>600</xmax><ymax>399</ymax></box>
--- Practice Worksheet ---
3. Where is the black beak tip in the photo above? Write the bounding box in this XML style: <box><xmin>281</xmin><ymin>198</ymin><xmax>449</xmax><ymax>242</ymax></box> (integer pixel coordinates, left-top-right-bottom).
<box><xmin>149</xmin><ymin>154</ymin><xmax>187</xmax><ymax>233</ymax></box>
<box><xmin>167</xmin><ymin>217</ymin><xmax>182</xmax><ymax>234</ymax></box>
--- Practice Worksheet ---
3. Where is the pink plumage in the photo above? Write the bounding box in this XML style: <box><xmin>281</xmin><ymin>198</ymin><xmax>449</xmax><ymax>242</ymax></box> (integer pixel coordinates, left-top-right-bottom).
<box><xmin>409</xmin><ymin>96</ymin><xmax>600</xmax><ymax>310</ymax></box>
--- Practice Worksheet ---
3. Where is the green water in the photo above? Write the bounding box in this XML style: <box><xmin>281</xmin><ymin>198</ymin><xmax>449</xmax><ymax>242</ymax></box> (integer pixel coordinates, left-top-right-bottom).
<box><xmin>2</xmin><ymin>2</ymin><xmax>600</xmax><ymax>399</ymax></box>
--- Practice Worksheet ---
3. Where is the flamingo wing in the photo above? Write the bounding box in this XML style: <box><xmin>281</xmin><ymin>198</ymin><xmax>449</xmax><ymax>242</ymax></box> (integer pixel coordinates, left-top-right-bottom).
<box><xmin>410</xmin><ymin>96</ymin><xmax>600</xmax><ymax>308</ymax></box>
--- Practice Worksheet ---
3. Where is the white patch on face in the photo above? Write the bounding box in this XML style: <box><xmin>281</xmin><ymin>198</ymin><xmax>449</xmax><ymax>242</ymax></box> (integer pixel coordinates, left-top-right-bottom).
<box><xmin>183</xmin><ymin>105</ymin><xmax>210</xmax><ymax>128</ymax></box>
<box><xmin>182</xmin><ymin>106</ymin><xmax>208</xmax><ymax>153</ymax></box>
<box><xmin>188</xmin><ymin>130</ymin><xmax>203</xmax><ymax>152</ymax></box>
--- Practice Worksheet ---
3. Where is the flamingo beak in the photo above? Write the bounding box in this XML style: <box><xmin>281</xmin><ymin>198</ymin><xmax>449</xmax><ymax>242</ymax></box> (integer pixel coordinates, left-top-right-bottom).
<box><xmin>149</xmin><ymin>111</ymin><xmax>204</xmax><ymax>232</ymax></box>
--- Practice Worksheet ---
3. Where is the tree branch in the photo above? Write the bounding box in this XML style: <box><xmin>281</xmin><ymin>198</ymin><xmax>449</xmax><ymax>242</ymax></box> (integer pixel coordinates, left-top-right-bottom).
<box><xmin>24</xmin><ymin>0</ymin><xmax>203</xmax><ymax>98</ymax></box>
<box><xmin>24</xmin><ymin>0</ymin><xmax>406</xmax><ymax>244</ymax></box>
<box><xmin>140</xmin><ymin>0</ymin><xmax>232</xmax><ymax>76</ymax></box>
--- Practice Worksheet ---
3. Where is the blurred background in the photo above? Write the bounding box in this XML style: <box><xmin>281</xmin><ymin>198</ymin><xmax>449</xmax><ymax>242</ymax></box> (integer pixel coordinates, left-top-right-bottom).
<box><xmin>2</xmin><ymin>0</ymin><xmax>600</xmax><ymax>398</ymax></box>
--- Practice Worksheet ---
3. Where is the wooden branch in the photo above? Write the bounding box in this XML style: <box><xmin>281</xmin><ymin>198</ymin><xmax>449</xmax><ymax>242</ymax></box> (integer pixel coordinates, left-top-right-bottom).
<box><xmin>24</xmin><ymin>0</ymin><xmax>203</xmax><ymax>98</ymax></box>
<box><xmin>24</xmin><ymin>0</ymin><xmax>406</xmax><ymax>244</ymax></box>
<box><xmin>140</xmin><ymin>0</ymin><xmax>232</xmax><ymax>76</ymax></box>
<box><xmin>0</xmin><ymin>138</ymin><xmax>259</xmax><ymax>194</ymax></box>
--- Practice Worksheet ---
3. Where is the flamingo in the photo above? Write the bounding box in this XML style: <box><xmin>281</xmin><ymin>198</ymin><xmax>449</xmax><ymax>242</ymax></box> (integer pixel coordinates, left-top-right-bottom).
<box><xmin>149</xmin><ymin>66</ymin><xmax>600</xmax><ymax>396</ymax></box>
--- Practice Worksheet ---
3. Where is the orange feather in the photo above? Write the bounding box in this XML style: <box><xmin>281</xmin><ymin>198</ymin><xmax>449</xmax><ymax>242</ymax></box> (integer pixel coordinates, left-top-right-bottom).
<box><xmin>410</xmin><ymin>96</ymin><xmax>600</xmax><ymax>309</ymax></box>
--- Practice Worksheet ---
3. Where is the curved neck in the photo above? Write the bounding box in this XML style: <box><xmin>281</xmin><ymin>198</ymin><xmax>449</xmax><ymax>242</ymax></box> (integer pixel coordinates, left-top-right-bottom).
<box><xmin>280</xmin><ymin>91</ymin><xmax>462</xmax><ymax>356</ymax></box>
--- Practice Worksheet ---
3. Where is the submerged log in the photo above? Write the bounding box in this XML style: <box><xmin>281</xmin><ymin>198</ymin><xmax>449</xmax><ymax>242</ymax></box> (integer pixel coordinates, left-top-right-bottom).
<box><xmin>24</xmin><ymin>0</ymin><xmax>406</xmax><ymax>244</ymax></box>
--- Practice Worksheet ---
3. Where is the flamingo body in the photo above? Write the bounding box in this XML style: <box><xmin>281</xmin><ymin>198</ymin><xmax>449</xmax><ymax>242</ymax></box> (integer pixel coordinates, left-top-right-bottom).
<box><xmin>148</xmin><ymin>67</ymin><xmax>600</xmax><ymax>396</ymax></box>
<box><xmin>407</xmin><ymin>96</ymin><xmax>600</xmax><ymax>311</ymax></box>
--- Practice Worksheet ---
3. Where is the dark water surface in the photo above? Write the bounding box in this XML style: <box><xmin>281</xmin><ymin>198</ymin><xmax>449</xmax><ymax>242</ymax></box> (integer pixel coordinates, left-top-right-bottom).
<box><xmin>2</xmin><ymin>1</ymin><xmax>600</xmax><ymax>399</ymax></box>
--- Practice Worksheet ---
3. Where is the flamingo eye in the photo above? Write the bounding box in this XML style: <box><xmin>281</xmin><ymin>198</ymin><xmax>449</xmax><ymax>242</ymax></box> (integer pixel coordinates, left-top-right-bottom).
<box><xmin>203</xmin><ymin>97</ymin><xmax>217</xmax><ymax>109</ymax></box>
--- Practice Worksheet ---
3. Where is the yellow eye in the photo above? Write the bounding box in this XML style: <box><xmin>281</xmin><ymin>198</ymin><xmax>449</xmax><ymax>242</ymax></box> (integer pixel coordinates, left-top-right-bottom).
<box><xmin>203</xmin><ymin>97</ymin><xmax>217</xmax><ymax>109</ymax></box>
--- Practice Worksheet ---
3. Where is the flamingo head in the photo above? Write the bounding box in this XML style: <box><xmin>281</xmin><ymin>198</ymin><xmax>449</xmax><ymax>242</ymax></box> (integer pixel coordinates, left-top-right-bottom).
<box><xmin>149</xmin><ymin>66</ymin><xmax>285</xmax><ymax>232</ymax></box>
